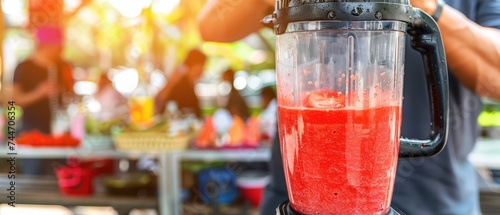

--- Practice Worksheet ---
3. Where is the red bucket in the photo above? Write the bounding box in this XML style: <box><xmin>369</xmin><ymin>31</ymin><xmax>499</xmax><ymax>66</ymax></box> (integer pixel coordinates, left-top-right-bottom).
<box><xmin>236</xmin><ymin>171</ymin><xmax>270</xmax><ymax>208</ymax></box>
<box><xmin>55</xmin><ymin>166</ymin><xmax>94</xmax><ymax>196</ymax></box>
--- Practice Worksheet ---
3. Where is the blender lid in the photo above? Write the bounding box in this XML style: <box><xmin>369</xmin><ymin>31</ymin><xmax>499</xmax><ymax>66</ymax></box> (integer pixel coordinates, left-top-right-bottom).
<box><xmin>269</xmin><ymin>0</ymin><xmax>414</xmax><ymax>34</ymax></box>
<box><xmin>277</xmin><ymin>0</ymin><xmax>410</xmax><ymax>8</ymax></box>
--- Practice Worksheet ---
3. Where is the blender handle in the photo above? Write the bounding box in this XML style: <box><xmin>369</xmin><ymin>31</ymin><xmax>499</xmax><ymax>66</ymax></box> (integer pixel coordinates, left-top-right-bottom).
<box><xmin>399</xmin><ymin>8</ymin><xmax>449</xmax><ymax>158</ymax></box>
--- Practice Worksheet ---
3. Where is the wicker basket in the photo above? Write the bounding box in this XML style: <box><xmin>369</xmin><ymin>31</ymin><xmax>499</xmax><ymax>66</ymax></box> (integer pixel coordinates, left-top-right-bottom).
<box><xmin>114</xmin><ymin>132</ymin><xmax>191</xmax><ymax>151</ymax></box>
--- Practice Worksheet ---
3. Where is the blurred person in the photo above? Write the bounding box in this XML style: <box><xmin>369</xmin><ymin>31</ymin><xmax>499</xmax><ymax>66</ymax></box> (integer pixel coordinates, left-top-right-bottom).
<box><xmin>155</xmin><ymin>49</ymin><xmax>206</xmax><ymax>118</ymax></box>
<box><xmin>199</xmin><ymin>0</ymin><xmax>500</xmax><ymax>214</ymax></box>
<box><xmin>259</xmin><ymin>86</ymin><xmax>277</xmax><ymax>141</ymax></box>
<box><xmin>12</xmin><ymin>26</ymin><xmax>74</xmax><ymax>175</ymax></box>
<box><xmin>222</xmin><ymin>69</ymin><xmax>250</xmax><ymax>121</ymax></box>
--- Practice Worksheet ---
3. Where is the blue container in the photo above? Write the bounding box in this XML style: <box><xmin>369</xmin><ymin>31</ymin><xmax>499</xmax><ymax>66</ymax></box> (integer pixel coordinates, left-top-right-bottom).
<box><xmin>492</xmin><ymin>170</ymin><xmax>500</xmax><ymax>184</ymax></box>
<box><xmin>181</xmin><ymin>189</ymin><xmax>191</xmax><ymax>202</ymax></box>
<box><xmin>197</xmin><ymin>167</ymin><xmax>238</xmax><ymax>205</ymax></box>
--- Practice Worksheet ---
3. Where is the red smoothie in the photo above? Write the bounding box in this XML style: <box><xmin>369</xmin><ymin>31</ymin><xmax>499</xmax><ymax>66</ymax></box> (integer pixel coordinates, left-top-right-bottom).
<box><xmin>278</xmin><ymin>100</ymin><xmax>401</xmax><ymax>214</ymax></box>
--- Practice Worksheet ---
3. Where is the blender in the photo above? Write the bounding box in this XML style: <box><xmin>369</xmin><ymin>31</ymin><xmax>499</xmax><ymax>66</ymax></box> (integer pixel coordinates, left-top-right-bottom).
<box><xmin>264</xmin><ymin>0</ymin><xmax>449</xmax><ymax>214</ymax></box>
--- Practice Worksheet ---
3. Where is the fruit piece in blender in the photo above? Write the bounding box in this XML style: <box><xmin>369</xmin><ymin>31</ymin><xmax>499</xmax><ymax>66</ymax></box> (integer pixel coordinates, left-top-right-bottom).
<box><xmin>305</xmin><ymin>90</ymin><xmax>345</xmax><ymax>108</ymax></box>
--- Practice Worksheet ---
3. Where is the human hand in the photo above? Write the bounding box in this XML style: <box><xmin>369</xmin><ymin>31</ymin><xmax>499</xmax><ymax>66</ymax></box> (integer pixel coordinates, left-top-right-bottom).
<box><xmin>410</xmin><ymin>0</ymin><xmax>438</xmax><ymax>15</ymax></box>
<box><xmin>37</xmin><ymin>81</ymin><xmax>59</xmax><ymax>97</ymax></box>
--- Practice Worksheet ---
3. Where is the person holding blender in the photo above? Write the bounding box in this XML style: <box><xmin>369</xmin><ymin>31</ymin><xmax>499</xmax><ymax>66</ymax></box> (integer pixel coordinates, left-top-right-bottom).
<box><xmin>198</xmin><ymin>0</ymin><xmax>500</xmax><ymax>214</ymax></box>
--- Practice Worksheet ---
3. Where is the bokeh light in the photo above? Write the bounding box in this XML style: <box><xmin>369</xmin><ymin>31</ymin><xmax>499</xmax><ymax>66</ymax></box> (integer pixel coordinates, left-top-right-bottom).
<box><xmin>109</xmin><ymin>0</ymin><xmax>145</xmax><ymax>18</ymax></box>
<box><xmin>1</xmin><ymin>0</ymin><xmax>23</xmax><ymax>15</ymax></box>
<box><xmin>233</xmin><ymin>76</ymin><xmax>247</xmax><ymax>91</ymax></box>
<box><xmin>112</xmin><ymin>68</ymin><xmax>139</xmax><ymax>95</ymax></box>
<box><xmin>149</xmin><ymin>69</ymin><xmax>166</xmax><ymax>88</ymax></box>
<box><xmin>74</xmin><ymin>81</ymin><xmax>98</xmax><ymax>95</ymax></box>
<box><xmin>247</xmin><ymin>75</ymin><xmax>262</xmax><ymax>90</ymax></box>
<box><xmin>152</xmin><ymin>0</ymin><xmax>180</xmax><ymax>15</ymax></box>
<box><xmin>217</xmin><ymin>81</ymin><xmax>232</xmax><ymax>96</ymax></box>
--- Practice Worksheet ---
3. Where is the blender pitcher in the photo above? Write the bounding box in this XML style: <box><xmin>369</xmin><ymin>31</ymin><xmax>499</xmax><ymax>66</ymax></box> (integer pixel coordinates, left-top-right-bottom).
<box><xmin>265</xmin><ymin>0</ymin><xmax>449</xmax><ymax>214</ymax></box>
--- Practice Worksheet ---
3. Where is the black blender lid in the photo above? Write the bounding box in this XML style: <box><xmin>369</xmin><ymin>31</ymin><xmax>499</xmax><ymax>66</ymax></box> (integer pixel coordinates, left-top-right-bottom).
<box><xmin>277</xmin><ymin>0</ymin><xmax>410</xmax><ymax>9</ymax></box>
<box><xmin>270</xmin><ymin>0</ymin><xmax>414</xmax><ymax>34</ymax></box>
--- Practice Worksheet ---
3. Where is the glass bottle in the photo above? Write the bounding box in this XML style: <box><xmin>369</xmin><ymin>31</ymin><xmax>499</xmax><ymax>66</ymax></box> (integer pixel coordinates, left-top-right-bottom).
<box><xmin>128</xmin><ymin>67</ymin><xmax>155</xmax><ymax>130</ymax></box>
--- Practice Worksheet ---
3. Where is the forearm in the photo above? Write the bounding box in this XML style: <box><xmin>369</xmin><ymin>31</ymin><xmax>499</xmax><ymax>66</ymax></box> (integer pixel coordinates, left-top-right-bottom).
<box><xmin>437</xmin><ymin>5</ymin><xmax>500</xmax><ymax>100</ymax></box>
<box><xmin>198</xmin><ymin>0</ymin><xmax>274</xmax><ymax>42</ymax></box>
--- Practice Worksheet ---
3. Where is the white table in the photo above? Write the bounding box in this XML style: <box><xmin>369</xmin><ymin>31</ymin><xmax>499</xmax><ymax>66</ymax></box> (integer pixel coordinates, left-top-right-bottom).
<box><xmin>0</xmin><ymin>146</ymin><xmax>271</xmax><ymax>215</ymax></box>
<box><xmin>469</xmin><ymin>139</ymin><xmax>500</xmax><ymax>170</ymax></box>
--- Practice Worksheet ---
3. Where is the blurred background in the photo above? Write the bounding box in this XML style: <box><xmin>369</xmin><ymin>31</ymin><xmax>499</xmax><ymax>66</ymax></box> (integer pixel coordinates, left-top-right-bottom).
<box><xmin>0</xmin><ymin>0</ymin><xmax>277</xmax><ymax>215</ymax></box>
<box><xmin>0</xmin><ymin>0</ymin><xmax>499</xmax><ymax>215</ymax></box>
<box><xmin>0</xmin><ymin>0</ymin><xmax>277</xmax><ymax>111</ymax></box>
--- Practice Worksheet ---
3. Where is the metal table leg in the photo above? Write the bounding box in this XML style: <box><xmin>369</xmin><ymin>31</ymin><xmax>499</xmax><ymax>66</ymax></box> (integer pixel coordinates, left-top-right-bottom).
<box><xmin>159</xmin><ymin>152</ymin><xmax>182</xmax><ymax>215</ymax></box>
<box><xmin>158</xmin><ymin>152</ymin><xmax>172</xmax><ymax>215</ymax></box>
<box><xmin>170</xmin><ymin>152</ymin><xmax>182</xmax><ymax>215</ymax></box>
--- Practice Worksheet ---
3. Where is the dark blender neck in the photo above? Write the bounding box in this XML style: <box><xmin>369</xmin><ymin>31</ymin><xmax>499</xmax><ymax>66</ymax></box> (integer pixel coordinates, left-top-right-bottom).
<box><xmin>284</xmin><ymin>21</ymin><xmax>408</xmax><ymax>33</ymax></box>
<box><xmin>276</xmin><ymin>0</ymin><xmax>410</xmax><ymax>8</ymax></box>
<box><xmin>271</xmin><ymin>0</ymin><xmax>414</xmax><ymax>35</ymax></box>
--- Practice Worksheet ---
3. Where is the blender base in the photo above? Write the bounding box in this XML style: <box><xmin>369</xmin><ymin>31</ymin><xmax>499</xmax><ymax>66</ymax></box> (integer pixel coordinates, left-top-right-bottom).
<box><xmin>276</xmin><ymin>201</ymin><xmax>406</xmax><ymax>215</ymax></box>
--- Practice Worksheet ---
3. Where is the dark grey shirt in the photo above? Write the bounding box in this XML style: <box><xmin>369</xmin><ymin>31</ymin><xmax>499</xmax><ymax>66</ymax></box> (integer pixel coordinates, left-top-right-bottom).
<box><xmin>393</xmin><ymin>1</ymin><xmax>500</xmax><ymax>214</ymax></box>
<box><xmin>260</xmin><ymin>1</ymin><xmax>500</xmax><ymax>214</ymax></box>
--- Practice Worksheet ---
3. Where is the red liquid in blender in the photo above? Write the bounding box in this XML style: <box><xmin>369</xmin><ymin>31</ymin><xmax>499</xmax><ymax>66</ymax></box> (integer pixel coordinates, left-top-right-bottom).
<box><xmin>278</xmin><ymin>91</ymin><xmax>401</xmax><ymax>215</ymax></box>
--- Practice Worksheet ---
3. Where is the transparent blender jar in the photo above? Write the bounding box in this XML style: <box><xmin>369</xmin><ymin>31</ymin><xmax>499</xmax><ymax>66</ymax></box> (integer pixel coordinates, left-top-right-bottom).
<box><xmin>269</xmin><ymin>0</ymin><xmax>449</xmax><ymax>214</ymax></box>
<box><xmin>277</xmin><ymin>21</ymin><xmax>406</xmax><ymax>214</ymax></box>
